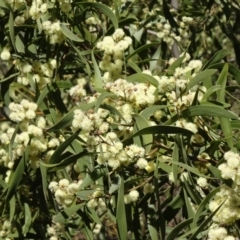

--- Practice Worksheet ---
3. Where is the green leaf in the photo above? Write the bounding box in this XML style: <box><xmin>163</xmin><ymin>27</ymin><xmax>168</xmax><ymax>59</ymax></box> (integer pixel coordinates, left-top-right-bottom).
<box><xmin>123</xmin><ymin>126</ymin><xmax>193</xmax><ymax>144</ymax></box>
<box><xmin>39</xmin><ymin>162</ymin><xmax>48</xmax><ymax>200</ymax></box>
<box><xmin>53</xmin><ymin>203</ymin><xmax>85</xmax><ymax>223</ymax></box>
<box><xmin>192</xmin><ymin>187</ymin><xmax>221</xmax><ymax>228</ymax></box>
<box><xmin>216</xmin><ymin>64</ymin><xmax>228</xmax><ymax>102</ymax></box>
<box><xmin>9</xmin><ymin>196</ymin><xmax>15</xmax><ymax>222</ymax></box>
<box><xmin>116</xmin><ymin>176</ymin><xmax>128</xmax><ymax>240</ymax></box>
<box><xmin>92</xmin><ymin>51</ymin><xmax>103</xmax><ymax>88</ymax></box>
<box><xmin>49</xmin><ymin>129</ymin><xmax>81</xmax><ymax>164</ymax></box>
<box><xmin>202</xmin><ymin>49</ymin><xmax>230</xmax><ymax>70</ymax></box>
<box><xmin>60</xmin><ymin>24</ymin><xmax>84</xmax><ymax>42</ymax></box>
<box><xmin>15</xmin><ymin>34</ymin><xmax>25</xmax><ymax>53</ymax></box>
<box><xmin>215</xmin><ymin>64</ymin><xmax>233</xmax><ymax>149</ymax></box>
<box><xmin>126</xmin><ymin>42</ymin><xmax>159</xmax><ymax>60</ymax></box>
<box><xmin>79</xmin><ymin>165</ymin><xmax>107</xmax><ymax>189</ymax></box>
<box><xmin>9</xmin><ymin>123</ymin><xmax>19</xmax><ymax>161</ymax></box>
<box><xmin>5</xmin><ymin>155</ymin><xmax>26</xmax><ymax>201</ymax></box>
<box><xmin>140</xmin><ymin>105</ymin><xmax>168</xmax><ymax>119</ymax></box>
<box><xmin>150</xmin><ymin>46</ymin><xmax>161</xmax><ymax>71</ymax></box>
<box><xmin>22</xmin><ymin>203</ymin><xmax>32</xmax><ymax>236</ymax></box>
<box><xmin>126</xmin><ymin>73</ymin><xmax>158</xmax><ymax>87</ymax></box>
<box><xmin>79</xmin><ymin>2</ymin><xmax>118</xmax><ymax>29</ymax></box>
<box><xmin>94</xmin><ymin>92</ymin><xmax>115</xmax><ymax>112</ymax></box>
<box><xmin>183</xmin><ymin>187</ymin><xmax>196</xmax><ymax>221</ymax></box>
<box><xmin>109</xmin><ymin>175</ymin><xmax>121</xmax><ymax>194</ymax></box>
<box><xmin>182</xmin><ymin>105</ymin><xmax>238</xmax><ymax>119</ymax></box>
<box><xmin>167</xmin><ymin>55</ymin><xmax>185</xmax><ymax>75</ymax></box>
<box><xmin>188</xmin><ymin>201</ymin><xmax>225</xmax><ymax>240</ymax></box>
<box><xmin>172</xmin><ymin>142</ymin><xmax>179</xmax><ymax>183</ymax></box>
<box><xmin>206</xmin><ymin>62</ymin><xmax>240</xmax><ymax>85</ymax></box>
<box><xmin>185</xmin><ymin>69</ymin><xmax>217</xmax><ymax>91</ymax></box>
<box><xmin>133</xmin><ymin>114</ymin><xmax>152</xmax><ymax>153</ymax></box>
<box><xmin>166</xmin><ymin>218</ymin><xmax>193</xmax><ymax>240</ymax></box>
<box><xmin>9</xmin><ymin>10</ymin><xmax>16</xmax><ymax>51</ymax></box>
<box><xmin>48</xmin><ymin>151</ymin><xmax>89</xmax><ymax>172</ymax></box>
<box><xmin>148</xmin><ymin>223</ymin><xmax>159</xmax><ymax>240</ymax></box>
<box><xmin>207</xmin><ymin>165</ymin><xmax>222</xmax><ymax>179</ymax></box>
<box><xmin>127</xmin><ymin>61</ymin><xmax>142</xmax><ymax>73</ymax></box>
<box><xmin>201</xmin><ymin>85</ymin><xmax>222</xmax><ymax>101</ymax></box>
<box><xmin>100</xmin><ymin>104</ymin><xmax>126</xmax><ymax>122</ymax></box>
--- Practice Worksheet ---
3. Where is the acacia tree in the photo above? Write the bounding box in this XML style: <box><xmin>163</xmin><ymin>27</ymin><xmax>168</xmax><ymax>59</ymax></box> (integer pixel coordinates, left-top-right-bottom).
<box><xmin>1</xmin><ymin>0</ymin><xmax>240</xmax><ymax>239</ymax></box>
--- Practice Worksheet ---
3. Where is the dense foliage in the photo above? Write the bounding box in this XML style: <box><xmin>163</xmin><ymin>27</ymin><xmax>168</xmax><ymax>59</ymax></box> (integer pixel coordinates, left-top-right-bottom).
<box><xmin>1</xmin><ymin>0</ymin><xmax>240</xmax><ymax>239</ymax></box>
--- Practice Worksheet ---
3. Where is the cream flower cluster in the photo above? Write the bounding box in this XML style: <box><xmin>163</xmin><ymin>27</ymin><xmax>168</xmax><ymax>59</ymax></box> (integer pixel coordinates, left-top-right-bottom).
<box><xmin>218</xmin><ymin>151</ymin><xmax>240</xmax><ymax>182</ymax></box>
<box><xmin>72</xmin><ymin>108</ymin><xmax>109</xmax><ymax>133</ymax></box>
<box><xmin>0</xmin><ymin>47</ymin><xmax>11</xmax><ymax>61</ymax></box>
<box><xmin>208</xmin><ymin>226</ymin><xmax>235</xmax><ymax>240</ymax></box>
<box><xmin>49</xmin><ymin>179</ymin><xmax>82</xmax><ymax>208</ymax></box>
<box><xmin>176</xmin><ymin>118</ymin><xmax>198</xmax><ymax>134</ymax></box>
<box><xmin>69</xmin><ymin>78</ymin><xmax>87</xmax><ymax>102</ymax></box>
<box><xmin>42</xmin><ymin>20</ymin><xmax>65</xmax><ymax>44</ymax></box>
<box><xmin>0</xmin><ymin>220</ymin><xmax>12</xmax><ymax>239</ymax></box>
<box><xmin>14</xmin><ymin>58</ymin><xmax>57</xmax><ymax>89</ymax></box>
<box><xmin>208</xmin><ymin>151</ymin><xmax>240</xmax><ymax>225</ymax></box>
<box><xmin>209</xmin><ymin>184</ymin><xmax>240</xmax><ymax>225</ymax></box>
<box><xmin>8</xmin><ymin>99</ymin><xmax>38</xmax><ymax>122</ymax></box>
<box><xmin>47</xmin><ymin>221</ymin><xmax>63</xmax><ymax>240</ymax></box>
<box><xmin>96</xmin><ymin>132</ymin><xmax>146</xmax><ymax>169</ymax></box>
<box><xmin>155</xmin><ymin>21</ymin><xmax>181</xmax><ymax>44</ymax></box>
<box><xmin>96</xmin><ymin>28</ymin><xmax>132</xmax><ymax>81</ymax></box>
<box><xmin>124</xmin><ymin>189</ymin><xmax>140</xmax><ymax>204</ymax></box>
<box><xmin>29</xmin><ymin>0</ymin><xmax>48</xmax><ymax>20</ymax></box>
<box><xmin>105</xmin><ymin>78</ymin><xmax>156</xmax><ymax>108</ymax></box>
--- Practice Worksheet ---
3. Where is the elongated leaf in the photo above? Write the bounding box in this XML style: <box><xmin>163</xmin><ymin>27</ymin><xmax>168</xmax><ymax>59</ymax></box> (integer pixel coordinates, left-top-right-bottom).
<box><xmin>150</xmin><ymin>46</ymin><xmax>161</xmax><ymax>71</ymax></box>
<box><xmin>183</xmin><ymin>105</ymin><xmax>238</xmax><ymax>119</ymax></box>
<box><xmin>123</xmin><ymin>126</ymin><xmax>193</xmax><ymax>144</ymax></box>
<box><xmin>60</xmin><ymin>24</ymin><xmax>84</xmax><ymax>42</ymax></box>
<box><xmin>215</xmin><ymin>64</ymin><xmax>233</xmax><ymax>148</ymax></box>
<box><xmin>172</xmin><ymin>142</ymin><xmax>179</xmax><ymax>183</ymax></box>
<box><xmin>126</xmin><ymin>73</ymin><xmax>158</xmax><ymax>87</ymax></box>
<box><xmin>148</xmin><ymin>223</ymin><xmax>159</xmax><ymax>240</ymax></box>
<box><xmin>92</xmin><ymin>51</ymin><xmax>102</xmax><ymax>88</ymax></box>
<box><xmin>192</xmin><ymin>187</ymin><xmax>221</xmax><ymax>228</ymax></box>
<box><xmin>167</xmin><ymin>55</ymin><xmax>185</xmax><ymax>74</ymax></box>
<box><xmin>6</xmin><ymin>155</ymin><xmax>25</xmax><ymax>201</ymax></box>
<box><xmin>49</xmin><ymin>151</ymin><xmax>89</xmax><ymax>172</ymax></box>
<box><xmin>39</xmin><ymin>162</ymin><xmax>48</xmax><ymax>200</ymax></box>
<box><xmin>9</xmin><ymin>11</ymin><xmax>16</xmax><ymax>51</ymax></box>
<box><xmin>133</xmin><ymin>114</ymin><xmax>152</xmax><ymax>153</ymax></box>
<box><xmin>166</xmin><ymin>218</ymin><xmax>193</xmax><ymax>240</ymax></box>
<box><xmin>116</xmin><ymin>176</ymin><xmax>127</xmax><ymax>240</ymax></box>
<box><xmin>126</xmin><ymin>42</ymin><xmax>159</xmax><ymax>60</ymax></box>
<box><xmin>188</xmin><ymin>201</ymin><xmax>225</xmax><ymax>240</ymax></box>
<box><xmin>22</xmin><ymin>203</ymin><xmax>32</xmax><ymax>236</ymax></box>
<box><xmin>0</xmin><ymin>72</ymin><xmax>19</xmax><ymax>83</ymax></box>
<box><xmin>140</xmin><ymin>105</ymin><xmax>168</xmax><ymax>119</ymax></box>
<box><xmin>183</xmin><ymin>187</ymin><xmax>196</xmax><ymax>222</ymax></box>
<box><xmin>216</xmin><ymin>64</ymin><xmax>228</xmax><ymax>102</ymax></box>
<box><xmin>100</xmin><ymin>104</ymin><xmax>126</xmax><ymax>122</ymax></box>
<box><xmin>9</xmin><ymin>123</ymin><xmax>19</xmax><ymax>161</ymax></box>
<box><xmin>49</xmin><ymin>129</ymin><xmax>81</xmax><ymax>164</ymax></box>
<box><xmin>127</xmin><ymin>61</ymin><xmax>142</xmax><ymax>73</ymax></box>
<box><xmin>79</xmin><ymin>165</ymin><xmax>107</xmax><ymax>189</ymax></box>
<box><xmin>202</xmin><ymin>49</ymin><xmax>230</xmax><ymax>70</ymax></box>
<box><xmin>47</xmin><ymin>102</ymin><xmax>95</xmax><ymax>132</ymax></box>
<box><xmin>79</xmin><ymin>2</ymin><xmax>118</xmax><ymax>29</ymax></box>
<box><xmin>94</xmin><ymin>92</ymin><xmax>115</xmax><ymax>112</ymax></box>
<box><xmin>185</xmin><ymin>69</ymin><xmax>217</xmax><ymax>91</ymax></box>
<box><xmin>53</xmin><ymin>203</ymin><xmax>85</xmax><ymax>223</ymax></box>
<box><xmin>201</xmin><ymin>85</ymin><xmax>222</xmax><ymax>101</ymax></box>
<box><xmin>9</xmin><ymin>196</ymin><xmax>15</xmax><ymax>222</ymax></box>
